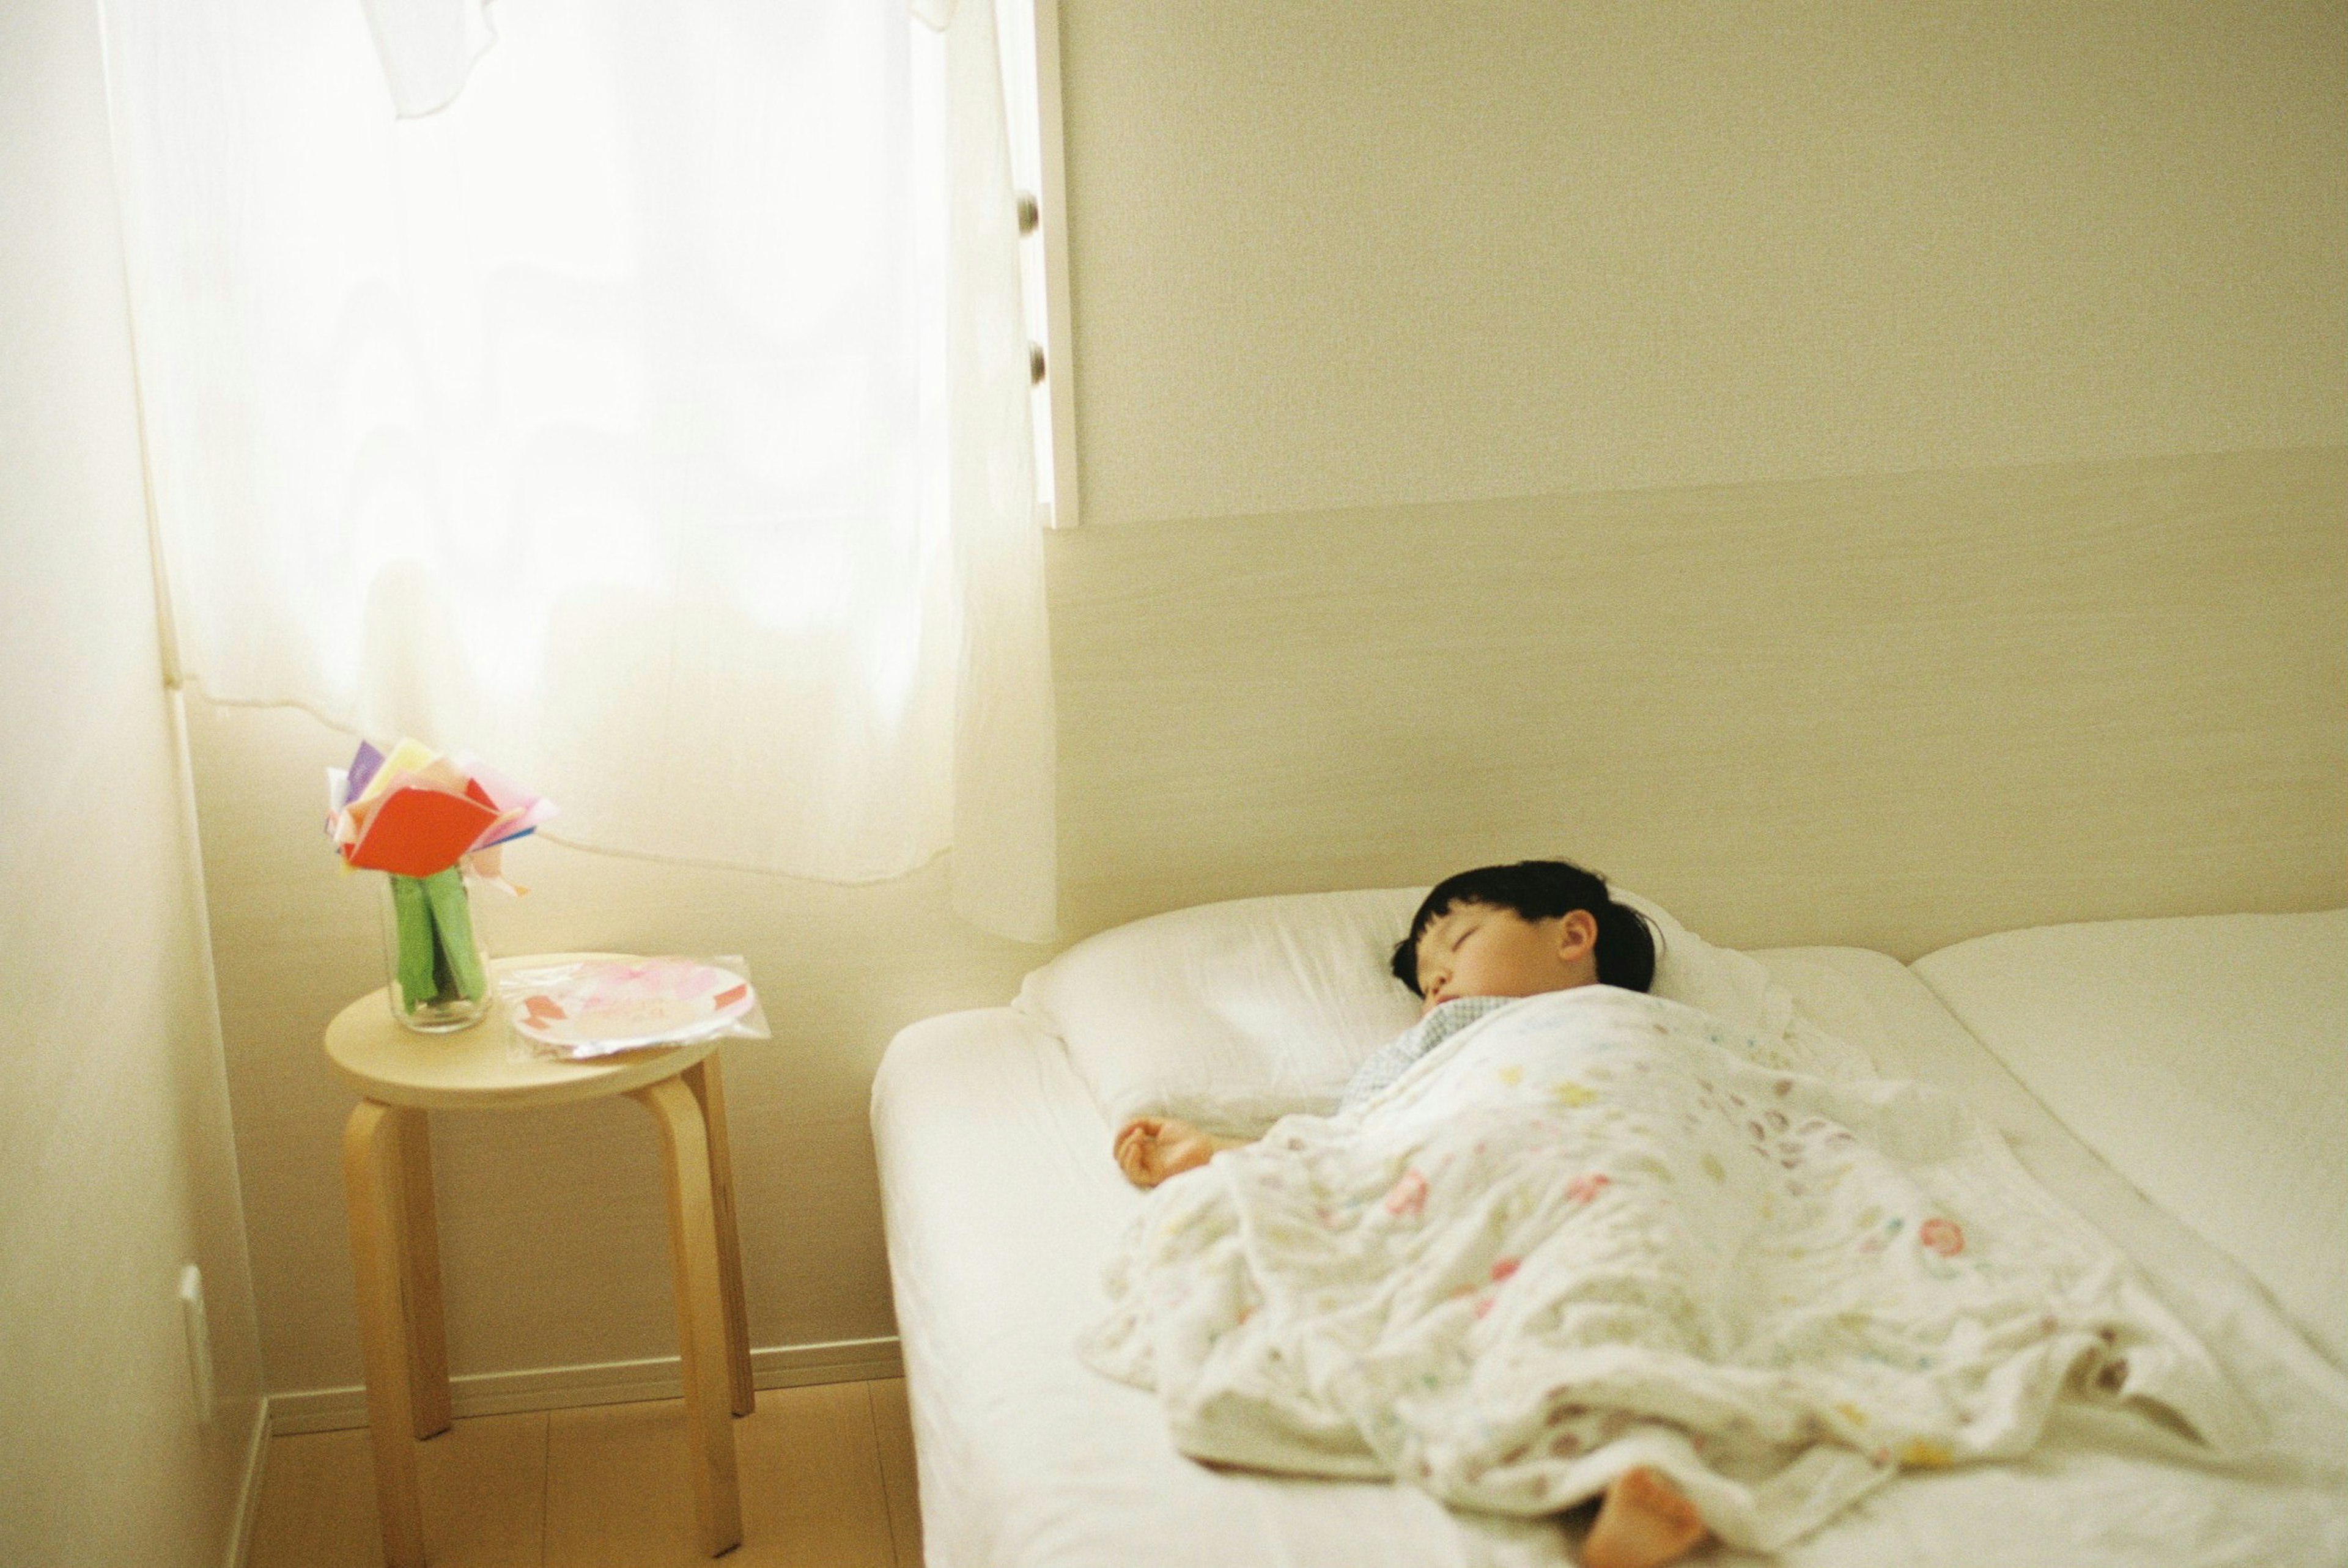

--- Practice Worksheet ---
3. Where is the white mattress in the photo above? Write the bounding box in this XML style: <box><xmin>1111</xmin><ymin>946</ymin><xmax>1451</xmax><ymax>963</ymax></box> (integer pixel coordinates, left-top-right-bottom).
<box><xmin>1912</xmin><ymin>911</ymin><xmax>2347</xmax><ymax>1371</ymax></box>
<box><xmin>872</xmin><ymin>949</ymin><xmax>2348</xmax><ymax>1567</ymax></box>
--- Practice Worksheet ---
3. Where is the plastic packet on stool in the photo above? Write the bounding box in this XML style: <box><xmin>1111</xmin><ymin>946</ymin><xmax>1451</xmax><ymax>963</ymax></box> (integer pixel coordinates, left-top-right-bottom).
<box><xmin>498</xmin><ymin>955</ymin><xmax>771</xmax><ymax>1062</ymax></box>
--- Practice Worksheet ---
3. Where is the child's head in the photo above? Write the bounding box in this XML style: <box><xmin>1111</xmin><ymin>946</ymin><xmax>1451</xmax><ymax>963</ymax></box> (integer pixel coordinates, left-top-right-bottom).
<box><xmin>1390</xmin><ymin>859</ymin><xmax>1659</xmax><ymax>1010</ymax></box>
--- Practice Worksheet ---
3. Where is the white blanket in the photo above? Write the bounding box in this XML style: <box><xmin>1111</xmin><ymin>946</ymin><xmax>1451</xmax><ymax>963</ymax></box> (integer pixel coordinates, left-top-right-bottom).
<box><xmin>1080</xmin><ymin>987</ymin><xmax>2256</xmax><ymax>1554</ymax></box>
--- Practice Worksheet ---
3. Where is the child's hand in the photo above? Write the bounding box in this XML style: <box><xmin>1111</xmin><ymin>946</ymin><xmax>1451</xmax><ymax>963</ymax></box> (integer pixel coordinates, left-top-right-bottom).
<box><xmin>1113</xmin><ymin>1116</ymin><xmax>1224</xmax><ymax>1188</ymax></box>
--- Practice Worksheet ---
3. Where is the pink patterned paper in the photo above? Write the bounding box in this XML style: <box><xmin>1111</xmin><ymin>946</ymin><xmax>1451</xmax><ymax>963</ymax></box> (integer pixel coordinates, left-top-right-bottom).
<box><xmin>508</xmin><ymin>959</ymin><xmax>755</xmax><ymax>1056</ymax></box>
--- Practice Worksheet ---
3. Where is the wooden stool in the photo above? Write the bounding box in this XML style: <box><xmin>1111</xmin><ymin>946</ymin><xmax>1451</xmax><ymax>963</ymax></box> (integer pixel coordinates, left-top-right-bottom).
<box><xmin>325</xmin><ymin>955</ymin><xmax>754</xmax><ymax>1567</ymax></box>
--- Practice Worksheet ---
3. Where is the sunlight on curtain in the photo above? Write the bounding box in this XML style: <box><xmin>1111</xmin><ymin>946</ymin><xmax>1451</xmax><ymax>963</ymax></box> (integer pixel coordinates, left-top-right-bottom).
<box><xmin>356</xmin><ymin>0</ymin><xmax>495</xmax><ymax>116</ymax></box>
<box><xmin>102</xmin><ymin>0</ymin><xmax>1056</xmax><ymax>938</ymax></box>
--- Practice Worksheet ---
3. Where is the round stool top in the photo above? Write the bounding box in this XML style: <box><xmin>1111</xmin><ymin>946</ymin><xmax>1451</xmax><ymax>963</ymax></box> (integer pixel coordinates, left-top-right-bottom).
<box><xmin>325</xmin><ymin>953</ymin><xmax>717</xmax><ymax>1110</ymax></box>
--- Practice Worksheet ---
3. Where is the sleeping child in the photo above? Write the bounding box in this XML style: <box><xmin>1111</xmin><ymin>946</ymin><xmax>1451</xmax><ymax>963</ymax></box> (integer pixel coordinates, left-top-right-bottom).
<box><xmin>1113</xmin><ymin>859</ymin><xmax>1659</xmax><ymax>1188</ymax></box>
<box><xmin>1090</xmin><ymin>859</ymin><xmax>2245</xmax><ymax>1568</ymax></box>
<box><xmin>1111</xmin><ymin>860</ymin><xmax>1710</xmax><ymax>1568</ymax></box>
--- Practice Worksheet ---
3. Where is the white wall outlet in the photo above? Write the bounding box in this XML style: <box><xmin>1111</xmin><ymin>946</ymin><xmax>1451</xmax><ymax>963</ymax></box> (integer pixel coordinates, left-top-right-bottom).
<box><xmin>178</xmin><ymin>1264</ymin><xmax>215</xmax><ymax>1427</ymax></box>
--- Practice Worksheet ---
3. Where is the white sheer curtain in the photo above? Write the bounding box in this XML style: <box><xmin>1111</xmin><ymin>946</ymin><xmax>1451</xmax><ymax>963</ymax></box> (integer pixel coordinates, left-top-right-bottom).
<box><xmin>355</xmin><ymin>0</ymin><xmax>495</xmax><ymax>116</ymax></box>
<box><xmin>102</xmin><ymin>0</ymin><xmax>1057</xmax><ymax>939</ymax></box>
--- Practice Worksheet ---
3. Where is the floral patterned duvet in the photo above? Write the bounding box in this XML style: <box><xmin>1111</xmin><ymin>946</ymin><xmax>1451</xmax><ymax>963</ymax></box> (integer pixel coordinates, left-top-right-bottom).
<box><xmin>1080</xmin><ymin>986</ymin><xmax>2254</xmax><ymax>1555</ymax></box>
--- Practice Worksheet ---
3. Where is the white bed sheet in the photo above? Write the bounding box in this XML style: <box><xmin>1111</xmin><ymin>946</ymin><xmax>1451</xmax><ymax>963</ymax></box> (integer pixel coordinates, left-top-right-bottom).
<box><xmin>872</xmin><ymin>949</ymin><xmax>2348</xmax><ymax>1568</ymax></box>
<box><xmin>1910</xmin><ymin>910</ymin><xmax>2348</xmax><ymax>1371</ymax></box>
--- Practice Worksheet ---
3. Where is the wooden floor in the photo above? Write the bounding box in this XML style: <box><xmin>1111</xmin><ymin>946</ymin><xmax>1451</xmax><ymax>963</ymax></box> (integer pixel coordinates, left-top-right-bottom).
<box><xmin>246</xmin><ymin>1378</ymin><xmax>921</xmax><ymax>1568</ymax></box>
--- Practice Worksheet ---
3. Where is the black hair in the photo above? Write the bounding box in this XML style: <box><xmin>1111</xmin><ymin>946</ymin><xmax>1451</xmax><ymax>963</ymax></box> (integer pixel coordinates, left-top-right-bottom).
<box><xmin>1389</xmin><ymin>859</ymin><xmax>1660</xmax><ymax>996</ymax></box>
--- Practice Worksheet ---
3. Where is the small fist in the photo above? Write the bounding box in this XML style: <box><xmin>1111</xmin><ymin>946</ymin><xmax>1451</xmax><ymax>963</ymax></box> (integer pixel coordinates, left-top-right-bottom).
<box><xmin>1113</xmin><ymin>1115</ymin><xmax>1217</xmax><ymax>1188</ymax></box>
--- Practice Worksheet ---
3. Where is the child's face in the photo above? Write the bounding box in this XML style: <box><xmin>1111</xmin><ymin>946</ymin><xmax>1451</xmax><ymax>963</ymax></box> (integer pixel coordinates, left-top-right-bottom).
<box><xmin>1412</xmin><ymin>902</ymin><xmax>1600</xmax><ymax>1015</ymax></box>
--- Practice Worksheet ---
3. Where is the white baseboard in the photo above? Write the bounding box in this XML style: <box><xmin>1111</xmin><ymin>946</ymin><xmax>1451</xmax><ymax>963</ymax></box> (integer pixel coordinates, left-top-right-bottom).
<box><xmin>266</xmin><ymin>1335</ymin><xmax>902</xmax><ymax>1435</ymax></box>
<box><xmin>224</xmin><ymin>1396</ymin><xmax>270</xmax><ymax>1568</ymax></box>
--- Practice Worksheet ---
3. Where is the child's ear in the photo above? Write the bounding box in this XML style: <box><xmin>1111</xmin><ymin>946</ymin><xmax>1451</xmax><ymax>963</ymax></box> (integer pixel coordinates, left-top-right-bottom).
<box><xmin>1556</xmin><ymin>908</ymin><xmax>1600</xmax><ymax>962</ymax></box>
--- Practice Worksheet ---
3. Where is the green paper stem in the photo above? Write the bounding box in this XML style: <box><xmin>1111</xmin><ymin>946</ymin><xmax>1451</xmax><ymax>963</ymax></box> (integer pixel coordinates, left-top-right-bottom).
<box><xmin>421</xmin><ymin>867</ymin><xmax>489</xmax><ymax>1003</ymax></box>
<box><xmin>389</xmin><ymin>874</ymin><xmax>438</xmax><ymax>1009</ymax></box>
<box><xmin>387</xmin><ymin>868</ymin><xmax>488</xmax><ymax>1015</ymax></box>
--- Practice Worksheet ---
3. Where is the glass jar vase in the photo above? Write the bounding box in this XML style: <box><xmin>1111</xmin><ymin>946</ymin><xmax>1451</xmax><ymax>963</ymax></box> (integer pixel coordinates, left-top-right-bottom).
<box><xmin>378</xmin><ymin>867</ymin><xmax>493</xmax><ymax>1032</ymax></box>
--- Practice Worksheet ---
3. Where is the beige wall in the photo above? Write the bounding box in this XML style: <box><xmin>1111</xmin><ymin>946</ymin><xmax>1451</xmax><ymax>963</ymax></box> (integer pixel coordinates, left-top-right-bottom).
<box><xmin>1060</xmin><ymin>0</ymin><xmax>2345</xmax><ymax>524</ymax></box>
<box><xmin>190</xmin><ymin>0</ymin><xmax>2344</xmax><ymax>1412</ymax></box>
<box><xmin>1050</xmin><ymin>446</ymin><xmax>2348</xmax><ymax>954</ymax></box>
<box><xmin>0</xmin><ymin>0</ymin><xmax>265</xmax><ymax>1561</ymax></box>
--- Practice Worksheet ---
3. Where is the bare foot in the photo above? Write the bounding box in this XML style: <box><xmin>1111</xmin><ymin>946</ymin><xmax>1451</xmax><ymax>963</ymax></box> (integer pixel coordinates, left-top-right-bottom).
<box><xmin>1582</xmin><ymin>1467</ymin><xmax>1708</xmax><ymax>1568</ymax></box>
<box><xmin>1113</xmin><ymin>1116</ymin><xmax>1245</xmax><ymax>1188</ymax></box>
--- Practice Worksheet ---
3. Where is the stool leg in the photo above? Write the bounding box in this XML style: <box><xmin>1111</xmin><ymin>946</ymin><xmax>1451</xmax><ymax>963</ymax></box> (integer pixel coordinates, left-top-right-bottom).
<box><xmin>684</xmin><ymin>1056</ymin><xmax>755</xmax><ymax>1416</ymax></box>
<box><xmin>633</xmin><ymin>1076</ymin><xmax>743</xmax><ymax>1556</ymax></box>
<box><xmin>344</xmin><ymin>1101</ymin><xmax>429</xmax><ymax>1568</ymax></box>
<box><xmin>396</xmin><ymin>1110</ymin><xmax>454</xmax><ymax>1438</ymax></box>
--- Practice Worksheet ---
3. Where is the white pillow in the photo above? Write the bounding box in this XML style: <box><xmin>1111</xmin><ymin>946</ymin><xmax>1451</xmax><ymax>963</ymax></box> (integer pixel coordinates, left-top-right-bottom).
<box><xmin>1913</xmin><ymin>910</ymin><xmax>2348</xmax><ymax>1370</ymax></box>
<box><xmin>1013</xmin><ymin>883</ymin><xmax>1806</xmax><ymax>1132</ymax></box>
